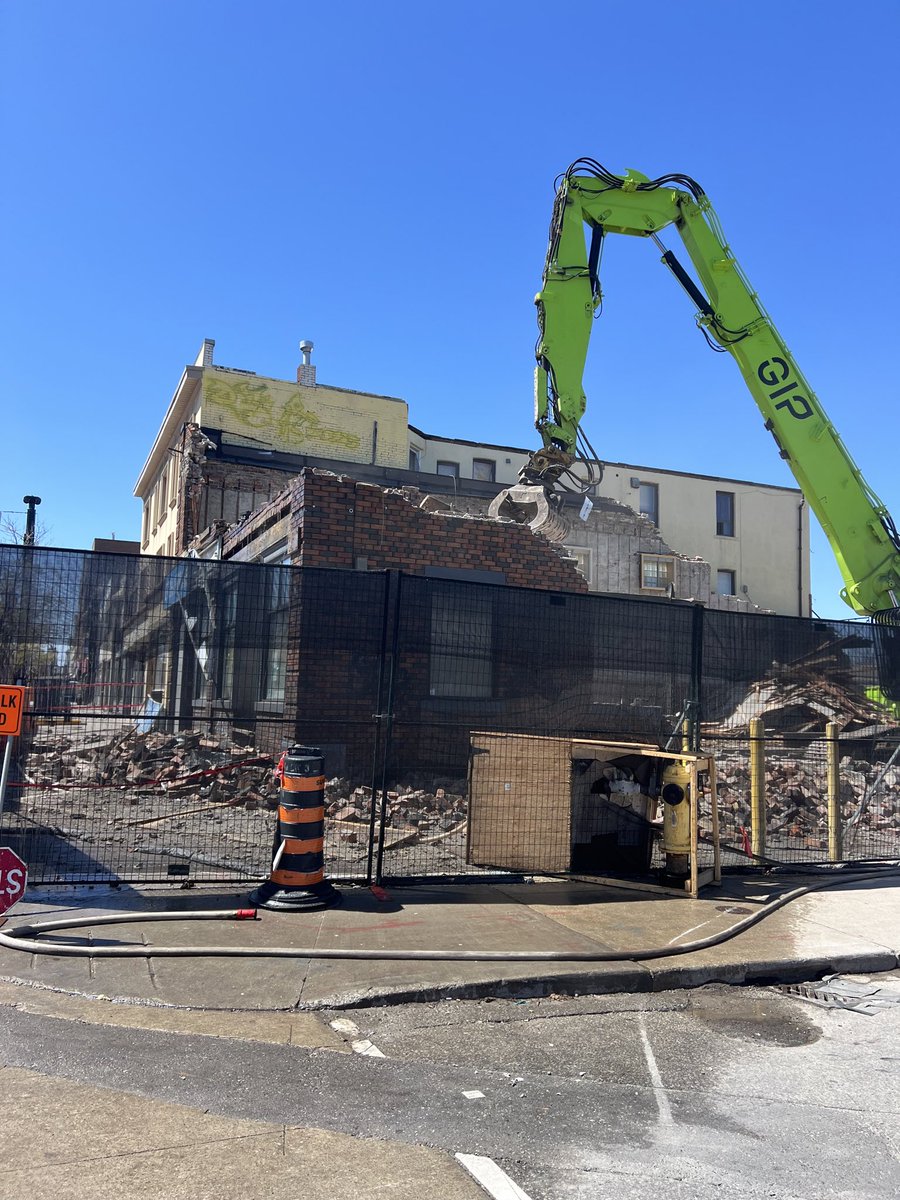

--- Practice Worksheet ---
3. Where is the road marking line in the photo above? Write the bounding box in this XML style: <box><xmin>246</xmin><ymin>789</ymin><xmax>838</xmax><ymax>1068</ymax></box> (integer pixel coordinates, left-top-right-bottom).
<box><xmin>638</xmin><ymin>1015</ymin><xmax>674</xmax><ymax>1126</ymax></box>
<box><xmin>330</xmin><ymin>1018</ymin><xmax>386</xmax><ymax>1058</ymax></box>
<box><xmin>666</xmin><ymin>916</ymin><xmax>718</xmax><ymax>945</ymax></box>
<box><xmin>455</xmin><ymin>1154</ymin><xmax>533</xmax><ymax>1199</ymax></box>
<box><xmin>351</xmin><ymin>1038</ymin><xmax>386</xmax><ymax>1057</ymax></box>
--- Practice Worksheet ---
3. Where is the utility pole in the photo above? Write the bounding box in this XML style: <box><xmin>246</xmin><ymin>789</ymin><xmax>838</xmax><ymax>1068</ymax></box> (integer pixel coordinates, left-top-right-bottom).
<box><xmin>22</xmin><ymin>496</ymin><xmax>41</xmax><ymax>546</ymax></box>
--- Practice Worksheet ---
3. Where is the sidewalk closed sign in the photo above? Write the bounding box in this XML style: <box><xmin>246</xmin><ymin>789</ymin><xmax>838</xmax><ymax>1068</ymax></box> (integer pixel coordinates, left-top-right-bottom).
<box><xmin>0</xmin><ymin>687</ymin><xmax>25</xmax><ymax>737</ymax></box>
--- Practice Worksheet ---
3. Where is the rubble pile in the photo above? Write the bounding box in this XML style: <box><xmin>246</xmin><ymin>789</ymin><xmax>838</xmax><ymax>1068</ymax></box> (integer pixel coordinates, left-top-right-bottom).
<box><xmin>24</xmin><ymin>728</ymin><xmax>280</xmax><ymax>810</ymax></box>
<box><xmin>705</xmin><ymin>637</ymin><xmax>900</xmax><ymax>849</ymax></box>
<box><xmin>712</xmin><ymin>748</ymin><xmax>900</xmax><ymax>848</ymax></box>
<box><xmin>16</xmin><ymin>727</ymin><xmax>475</xmax><ymax>880</ymax></box>
<box><xmin>324</xmin><ymin>779</ymin><xmax>468</xmax><ymax>850</ymax></box>
<box><xmin>23</xmin><ymin>725</ymin><xmax>469</xmax><ymax>836</ymax></box>
<box><xmin>707</xmin><ymin>636</ymin><xmax>888</xmax><ymax>735</ymax></box>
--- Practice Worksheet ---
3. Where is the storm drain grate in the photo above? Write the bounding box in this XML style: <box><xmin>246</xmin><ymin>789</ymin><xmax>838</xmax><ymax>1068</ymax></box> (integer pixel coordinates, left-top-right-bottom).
<box><xmin>779</xmin><ymin>976</ymin><xmax>900</xmax><ymax>1016</ymax></box>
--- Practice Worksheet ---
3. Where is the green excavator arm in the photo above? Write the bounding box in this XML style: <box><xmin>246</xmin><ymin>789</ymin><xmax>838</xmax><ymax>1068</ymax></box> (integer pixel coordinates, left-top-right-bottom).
<box><xmin>505</xmin><ymin>158</ymin><xmax>900</xmax><ymax>622</ymax></box>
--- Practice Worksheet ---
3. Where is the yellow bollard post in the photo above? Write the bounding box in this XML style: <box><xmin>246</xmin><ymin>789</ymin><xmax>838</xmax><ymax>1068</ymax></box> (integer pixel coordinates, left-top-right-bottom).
<box><xmin>749</xmin><ymin>717</ymin><xmax>766</xmax><ymax>859</ymax></box>
<box><xmin>826</xmin><ymin>721</ymin><xmax>842</xmax><ymax>861</ymax></box>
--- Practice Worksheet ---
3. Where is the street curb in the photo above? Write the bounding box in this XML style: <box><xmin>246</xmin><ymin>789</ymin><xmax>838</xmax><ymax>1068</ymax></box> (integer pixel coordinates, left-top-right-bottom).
<box><xmin>297</xmin><ymin>949</ymin><xmax>900</xmax><ymax>1010</ymax></box>
<box><xmin>299</xmin><ymin>965</ymin><xmax>655</xmax><ymax>1010</ymax></box>
<box><xmin>0</xmin><ymin>949</ymin><xmax>896</xmax><ymax>1015</ymax></box>
<box><xmin>646</xmin><ymin>949</ymin><xmax>900</xmax><ymax>993</ymax></box>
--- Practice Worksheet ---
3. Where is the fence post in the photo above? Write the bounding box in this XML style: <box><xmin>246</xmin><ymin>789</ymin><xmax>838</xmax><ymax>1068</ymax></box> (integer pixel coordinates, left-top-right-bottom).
<box><xmin>749</xmin><ymin>716</ymin><xmax>766</xmax><ymax>859</ymax></box>
<box><xmin>373</xmin><ymin>571</ymin><xmax>403</xmax><ymax>886</ymax></box>
<box><xmin>826</xmin><ymin>720</ymin><xmax>842</xmax><ymax>861</ymax></box>
<box><xmin>689</xmin><ymin>603</ymin><xmax>704</xmax><ymax>753</ymax></box>
<box><xmin>365</xmin><ymin>571</ymin><xmax>395</xmax><ymax>885</ymax></box>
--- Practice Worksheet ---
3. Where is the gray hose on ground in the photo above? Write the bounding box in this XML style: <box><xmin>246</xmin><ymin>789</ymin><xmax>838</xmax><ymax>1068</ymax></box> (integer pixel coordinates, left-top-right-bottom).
<box><xmin>1</xmin><ymin>866</ymin><xmax>897</xmax><ymax>962</ymax></box>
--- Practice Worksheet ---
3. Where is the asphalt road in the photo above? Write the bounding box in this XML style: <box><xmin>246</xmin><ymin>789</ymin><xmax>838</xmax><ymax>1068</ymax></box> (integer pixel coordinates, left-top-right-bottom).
<box><xmin>1</xmin><ymin>977</ymin><xmax>898</xmax><ymax>1199</ymax></box>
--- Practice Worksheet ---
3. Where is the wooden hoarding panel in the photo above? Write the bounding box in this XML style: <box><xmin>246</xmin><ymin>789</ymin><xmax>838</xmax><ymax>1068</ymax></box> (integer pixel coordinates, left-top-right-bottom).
<box><xmin>468</xmin><ymin>733</ymin><xmax>571</xmax><ymax>872</ymax></box>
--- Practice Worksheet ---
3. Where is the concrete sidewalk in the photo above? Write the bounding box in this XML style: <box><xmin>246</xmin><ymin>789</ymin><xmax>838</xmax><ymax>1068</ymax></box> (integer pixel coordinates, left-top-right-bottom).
<box><xmin>0</xmin><ymin>873</ymin><xmax>898</xmax><ymax>1013</ymax></box>
<box><xmin>0</xmin><ymin>1067</ymin><xmax>490</xmax><ymax>1200</ymax></box>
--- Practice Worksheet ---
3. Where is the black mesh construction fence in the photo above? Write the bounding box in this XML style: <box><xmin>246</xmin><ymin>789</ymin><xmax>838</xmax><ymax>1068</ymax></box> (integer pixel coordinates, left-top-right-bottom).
<box><xmin>700</xmin><ymin>606</ymin><xmax>900</xmax><ymax>865</ymax></box>
<box><xmin>1</xmin><ymin>544</ymin><xmax>898</xmax><ymax>886</ymax></box>
<box><xmin>377</xmin><ymin>575</ymin><xmax>697</xmax><ymax>881</ymax></box>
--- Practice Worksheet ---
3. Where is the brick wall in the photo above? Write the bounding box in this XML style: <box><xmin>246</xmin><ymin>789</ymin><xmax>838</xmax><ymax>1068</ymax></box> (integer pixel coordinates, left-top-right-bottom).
<box><xmin>212</xmin><ymin>468</ymin><xmax>592</xmax><ymax>777</ymax></box>
<box><xmin>218</xmin><ymin>469</ymin><xmax>589</xmax><ymax>778</ymax></box>
<box><xmin>291</xmin><ymin>469</ymin><xmax>589</xmax><ymax>590</ymax></box>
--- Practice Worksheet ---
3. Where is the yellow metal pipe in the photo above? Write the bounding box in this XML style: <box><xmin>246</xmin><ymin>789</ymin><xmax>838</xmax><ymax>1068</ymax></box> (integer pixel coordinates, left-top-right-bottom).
<box><xmin>826</xmin><ymin>721</ymin><xmax>842</xmax><ymax>861</ymax></box>
<box><xmin>708</xmin><ymin>757</ymin><xmax>722</xmax><ymax>883</ymax></box>
<box><xmin>749</xmin><ymin>716</ymin><xmax>766</xmax><ymax>858</ymax></box>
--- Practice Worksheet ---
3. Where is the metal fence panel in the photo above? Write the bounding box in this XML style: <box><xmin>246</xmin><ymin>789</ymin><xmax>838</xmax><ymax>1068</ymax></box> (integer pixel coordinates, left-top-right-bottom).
<box><xmin>701</xmin><ymin>606</ymin><xmax>899</xmax><ymax>864</ymax></box>
<box><xmin>1</xmin><ymin>544</ymin><xmax>898</xmax><ymax>885</ymax></box>
<box><xmin>376</xmin><ymin>575</ymin><xmax>697</xmax><ymax>879</ymax></box>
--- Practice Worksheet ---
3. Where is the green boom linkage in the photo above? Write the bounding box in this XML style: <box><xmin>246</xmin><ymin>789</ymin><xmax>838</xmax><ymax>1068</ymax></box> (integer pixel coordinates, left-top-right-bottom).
<box><xmin>503</xmin><ymin>158</ymin><xmax>900</xmax><ymax>625</ymax></box>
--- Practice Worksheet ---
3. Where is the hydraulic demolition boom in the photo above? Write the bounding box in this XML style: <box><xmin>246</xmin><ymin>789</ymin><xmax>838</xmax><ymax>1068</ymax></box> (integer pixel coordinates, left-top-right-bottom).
<box><xmin>492</xmin><ymin>159</ymin><xmax>900</xmax><ymax>636</ymax></box>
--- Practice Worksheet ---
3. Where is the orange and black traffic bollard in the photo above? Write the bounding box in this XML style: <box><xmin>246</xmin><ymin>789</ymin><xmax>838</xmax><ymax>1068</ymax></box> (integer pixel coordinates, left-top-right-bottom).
<box><xmin>251</xmin><ymin>745</ymin><xmax>340</xmax><ymax>911</ymax></box>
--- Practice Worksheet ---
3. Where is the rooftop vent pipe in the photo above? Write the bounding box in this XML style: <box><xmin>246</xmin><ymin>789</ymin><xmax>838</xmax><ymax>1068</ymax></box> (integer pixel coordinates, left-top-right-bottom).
<box><xmin>297</xmin><ymin>340</ymin><xmax>316</xmax><ymax>386</ymax></box>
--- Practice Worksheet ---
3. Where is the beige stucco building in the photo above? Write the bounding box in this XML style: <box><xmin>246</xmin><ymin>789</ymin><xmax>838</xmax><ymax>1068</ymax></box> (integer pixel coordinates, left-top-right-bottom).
<box><xmin>135</xmin><ymin>339</ymin><xmax>409</xmax><ymax>557</ymax></box>
<box><xmin>135</xmin><ymin>340</ymin><xmax>810</xmax><ymax>617</ymax></box>
<box><xmin>409</xmin><ymin>428</ymin><xmax>809</xmax><ymax>616</ymax></box>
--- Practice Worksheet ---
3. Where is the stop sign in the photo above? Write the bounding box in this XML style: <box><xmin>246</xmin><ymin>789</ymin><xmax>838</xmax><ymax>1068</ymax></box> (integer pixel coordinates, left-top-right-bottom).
<box><xmin>0</xmin><ymin>848</ymin><xmax>27</xmax><ymax>915</ymax></box>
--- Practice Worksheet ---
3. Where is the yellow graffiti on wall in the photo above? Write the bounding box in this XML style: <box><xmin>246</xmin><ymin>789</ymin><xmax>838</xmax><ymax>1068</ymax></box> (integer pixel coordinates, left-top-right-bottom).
<box><xmin>205</xmin><ymin>375</ymin><xmax>273</xmax><ymax>430</ymax></box>
<box><xmin>205</xmin><ymin>374</ymin><xmax>362</xmax><ymax>453</ymax></box>
<box><xmin>276</xmin><ymin>395</ymin><xmax>362</xmax><ymax>450</ymax></box>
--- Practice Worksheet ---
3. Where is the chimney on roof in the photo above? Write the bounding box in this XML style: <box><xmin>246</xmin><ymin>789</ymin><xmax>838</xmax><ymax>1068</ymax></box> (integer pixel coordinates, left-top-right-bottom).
<box><xmin>194</xmin><ymin>338</ymin><xmax>215</xmax><ymax>368</ymax></box>
<box><xmin>297</xmin><ymin>339</ymin><xmax>316</xmax><ymax>386</ymax></box>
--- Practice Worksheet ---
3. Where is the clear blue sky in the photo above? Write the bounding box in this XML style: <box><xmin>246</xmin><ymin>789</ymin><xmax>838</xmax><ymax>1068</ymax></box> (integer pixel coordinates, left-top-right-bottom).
<box><xmin>2</xmin><ymin>1</ymin><xmax>898</xmax><ymax>618</ymax></box>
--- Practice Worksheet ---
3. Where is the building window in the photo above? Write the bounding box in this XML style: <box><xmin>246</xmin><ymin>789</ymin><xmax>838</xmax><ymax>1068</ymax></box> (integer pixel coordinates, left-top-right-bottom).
<box><xmin>409</xmin><ymin>448</ymin><xmax>421</xmax><ymax>471</ymax></box>
<box><xmin>260</xmin><ymin>539</ymin><xmax>289</xmax><ymax>567</ymax></box>
<box><xmin>716</xmin><ymin>569</ymin><xmax>736</xmax><ymax>596</ymax></box>
<box><xmin>190</xmin><ymin>601</ymin><xmax>210</xmax><ymax>702</ymax></box>
<box><xmin>639</xmin><ymin>482</ymin><xmax>659</xmax><ymax>526</ymax></box>
<box><xmin>215</xmin><ymin>584</ymin><xmax>238</xmax><ymax>701</ymax></box>
<box><xmin>429</xmin><ymin>589</ymin><xmax>493</xmax><ymax>698</ymax></box>
<box><xmin>260</xmin><ymin>566</ymin><xmax>291</xmax><ymax>703</ymax></box>
<box><xmin>436</xmin><ymin>460</ymin><xmax>459</xmax><ymax>480</ymax></box>
<box><xmin>151</xmin><ymin>653</ymin><xmax>169</xmax><ymax>696</ymax></box>
<box><xmin>640</xmin><ymin>553</ymin><xmax>675</xmax><ymax>591</ymax></box>
<box><xmin>189</xmin><ymin>577</ymin><xmax>238</xmax><ymax>703</ymax></box>
<box><xmin>156</xmin><ymin>465</ymin><xmax>169</xmax><ymax>526</ymax></box>
<box><xmin>716</xmin><ymin>491</ymin><xmax>735</xmax><ymax>537</ymax></box>
<box><xmin>472</xmin><ymin>458</ymin><xmax>496</xmax><ymax>482</ymax></box>
<box><xmin>566</xmin><ymin>547</ymin><xmax>592</xmax><ymax>585</ymax></box>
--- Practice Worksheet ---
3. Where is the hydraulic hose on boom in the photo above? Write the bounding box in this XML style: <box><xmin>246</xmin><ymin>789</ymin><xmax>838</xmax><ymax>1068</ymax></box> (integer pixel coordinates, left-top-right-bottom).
<box><xmin>491</xmin><ymin>159</ymin><xmax>900</xmax><ymax>695</ymax></box>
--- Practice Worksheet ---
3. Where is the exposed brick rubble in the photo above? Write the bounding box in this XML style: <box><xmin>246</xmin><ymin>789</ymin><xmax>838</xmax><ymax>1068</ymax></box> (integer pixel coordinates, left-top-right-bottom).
<box><xmin>713</xmin><ymin>749</ymin><xmax>900</xmax><ymax>849</ymax></box>
<box><xmin>706</xmin><ymin>636</ymin><xmax>900</xmax><ymax>850</ymax></box>
<box><xmin>323</xmin><ymin>778</ymin><xmax>468</xmax><ymax>852</ymax></box>
<box><xmin>22</xmin><ymin>726</ymin><xmax>471</xmax><ymax>860</ymax></box>
<box><xmin>707</xmin><ymin>637</ymin><xmax>887</xmax><ymax>735</ymax></box>
<box><xmin>24</xmin><ymin>728</ymin><xmax>280</xmax><ymax>810</ymax></box>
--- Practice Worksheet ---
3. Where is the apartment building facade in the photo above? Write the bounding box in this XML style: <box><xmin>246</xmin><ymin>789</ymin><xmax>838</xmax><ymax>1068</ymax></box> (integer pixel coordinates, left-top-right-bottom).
<box><xmin>134</xmin><ymin>340</ymin><xmax>810</xmax><ymax>617</ymax></box>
